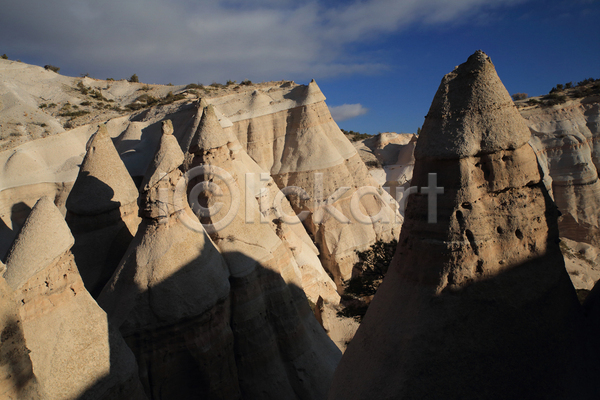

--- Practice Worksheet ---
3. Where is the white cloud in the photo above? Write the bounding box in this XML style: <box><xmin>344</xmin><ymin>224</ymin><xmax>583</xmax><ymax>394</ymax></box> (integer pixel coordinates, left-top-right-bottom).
<box><xmin>329</xmin><ymin>103</ymin><xmax>369</xmax><ymax>121</ymax></box>
<box><xmin>0</xmin><ymin>0</ymin><xmax>528</xmax><ymax>84</ymax></box>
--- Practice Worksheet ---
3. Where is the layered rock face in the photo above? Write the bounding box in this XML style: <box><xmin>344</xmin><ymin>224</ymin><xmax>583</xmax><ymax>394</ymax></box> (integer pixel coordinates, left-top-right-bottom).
<box><xmin>0</xmin><ymin>265</ymin><xmax>42</xmax><ymax>399</ymax></box>
<box><xmin>522</xmin><ymin>101</ymin><xmax>600</xmax><ymax>247</ymax></box>
<box><xmin>188</xmin><ymin>105</ymin><xmax>339</xmax><ymax>305</ymax></box>
<box><xmin>98</xmin><ymin>131</ymin><xmax>239</xmax><ymax>400</ymax></box>
<box><xmin>355</xmin><ymin>132</ymin><xmax>417</xmax><ymax>199</ymax></box>
<box><xmin>66</xmin><ymin>125</ymin><xmax>141</xmax><ymax>297</ymax></box>
<box><xmin>224</xmin><ymin>81</ymin><xmax>402</xmax><ymax>286</ymax></box>
<box><xmin>4</xmin><ymin>197</ymin><xmax>145</xmax><ymax>400</ymax></box>
<box><xmin>185</xmin><ymin>105</ymin><xmax>341</xmax><ymax>397</ymax></box>
<box><xmin>329</xmin><ymin>51</ymin><xmax>597</xmax><ymax>399</ymax></box>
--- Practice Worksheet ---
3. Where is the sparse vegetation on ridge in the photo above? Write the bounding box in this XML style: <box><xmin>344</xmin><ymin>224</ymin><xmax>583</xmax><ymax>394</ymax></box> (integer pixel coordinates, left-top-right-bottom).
<box><xmin>341</xmin><ymin>128</ymin><xmax>371</xmax><ymax>141</ymax></box>
<box><xmin>44</xmin><ymin>65</ymin><xmax>60</xmax><ymax>73</ymax></box>
<box><xmin>514</xmin><ymin>77</ymin><xmax>600</xmax><ymax>109</ymax></box>
<box><xmin>512</xmin><ymin>92</ymin><xmax>528</xmax><ymax>101</ymax></box>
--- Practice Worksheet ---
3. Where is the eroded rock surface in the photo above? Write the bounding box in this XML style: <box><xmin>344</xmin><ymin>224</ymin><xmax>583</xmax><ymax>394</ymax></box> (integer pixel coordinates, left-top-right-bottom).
<box><xmin>98</xmin><ymin>131</ymin><xmax>239</xmax><ymax>400</ymax></box>
<box><xmin>186</xmin><ymin>105</ymin><xmax>342</xmax><ymax>398</ymax></box>
<box><xmin>0</xmin><ymin>269</ymin><xmax>42</xmax><ymax>399</ymax></box>
<box><xmin>226</xmin><ymin>81</ymin><xmax>402</xmax><ymax>287</ymax></box>
<box><xmin>4</xmin><ymin>197</ymin><xmax>146</xmax><ymax>400</ymax></box>
<box><xmin>329</xmin><ymin>51</ymin><xmax>597</xmax><ymax>400</ymax></box>
<box><xmin>522</xmin><ymin>100</ymin><xmax>600</xmax><ymax>247</ymax></box>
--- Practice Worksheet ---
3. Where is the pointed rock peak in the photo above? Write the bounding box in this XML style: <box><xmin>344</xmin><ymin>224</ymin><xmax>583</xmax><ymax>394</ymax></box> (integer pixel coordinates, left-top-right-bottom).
<box><xmin>415</xmin><ymin>50</ymin><xmax>531</xmax><ymax>160</ymax></box>
<box><xmin>67</xmin><ymin>125</ymin><xmax>139</xmax><ymax>215</ymax></box>
<box><xmin>5</xmin><ymin>197</ymin><xmax>74</xmax><ymax>290</ymax></box>
<box><xmin>307</xmin><ymin>79</ymin><xmax>321</xmax><ymax>95</ymax></box>
<box><xmin>190</xmin><ymin>104</ymin><xmax>235</xmax><ymax>152</ymax></box>
<box><xmin>249</xmin><ymin>89</ymin><xmax>272</xmax><ymax>109</ymax></box>
<box><xmin>142</xmin><ymin>131</ymin><xmax>185</xmax><ymax>191</ymax></box>
<box><xmin>162</xmin><ymin>119</ymin><xmax>174</xmax><ymax>135</ymax></box>
<box><xmin>297</xmin><ymin>78</ymin><xmax>326</xmax><ymax>104</ymax></box>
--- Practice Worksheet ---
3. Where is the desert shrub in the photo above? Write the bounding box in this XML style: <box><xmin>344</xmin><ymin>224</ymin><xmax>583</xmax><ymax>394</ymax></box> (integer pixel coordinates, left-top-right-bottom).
<box><xmin>1</xmin><ymin>54</ymin><xmax>7</xmax><ymax>60</ymax></box>
<box><xmin>209</xmin><ymin>82</ymin><xmax>225</xmax><ymax>89</ymax></box>
<box><xmin>365</xmin><ymin>159</ymin><xmax>382</xmax><ymax>168</ymax></box>
<box><xmin>44</xmin><ymin>65</ymin><xmax>60</xmax><ymax>73</ymax></box>
<box><xmin>140</xmin><ymin>85</ymin><xmax>151</xmax><ymax>91</ymax></box>
<box><xmin>417</xmin><ymin>127</ymin><xmax>421</xmax><ymax>135</ymax></box>
<box><xmin>106</xmin><ymin>78</ymin><xmax>115</xmax><ymax>81</ymax></box>
<box><xmin>167</xmin><ymin>83</ymin><xmax>174</xmax><ymax>86</ymax></box>
<box><xmin>241</xmin><ymin>79</ymin><xmax>252</xmax><ymax>86</ymax></box>
<box><xmin>512</xmin><ymin>92</ymin><xmax>528</xmax><ymax>101</ymax></box>
<box><xmin>543</xmin><ymin>92</ymin><xmax>567</xmax><ymax>106</ymax></box>
<box><xmin>527</xmin><ymin>98</ymin><xmax>541</xmax><ymax>105</ymax></box>
<box><xmin>90</xmin><ymin>90</ymin><xmax>108</xmax><ymax>101</ymax></box>
<box><xmin>134</xmin><ymin>94</ymin><xmax>158</xmax><ymax>105</ymax></box>
<box><xmin>337</xmin><ymin>239</ymin><xmax>398</xmax><ymax>322</ymax></box>
<box><xmin>565</xmin><ymin>82</ymin><xmax>573</xmax><ymax>89</ymax></box>
<box><xmin>226</xmin><ymin>80</ymin><xmax>236</xmax><ymax>86</ymax></box>
<box><xmin>39</xmin><ymin>103</ymin><xmax>48</xmax><ymax>109</ymax></box>
<box><xmin>48</xmin><ymin>103</ymin><xmax>56</xmax><ymax>108</ymax></box>
<box><xmin>80</xmin><ymin>101</ymin><xmax>91</xmax><ymax>106</ymax></box>
<box><xmin>160</xmin><ymin>91</ymin><xmax>186</xmax><ymax>105</ymax></box>
<box><xmin>59</xmin><ymin>110</ymin><xmax>90</xmax><ymax>117</ymax></box>
<box><xmin>128</xmin><ymin>74</ymin><xmax>139</xmax><ymax>83</ymax></box>
<box><xmin>125</xmin><ymin>103</ymin><xmax>145</xmax><ymax>111</ymax></box>
<box><xmin>186</xmin><ymin>83</ymin><xmax>204</xmax><ymax>90</ymax></box>
<box><xmin>577</xmin><ymin>78</ymin><xmax>596</xmax><ymax>87</ymax></box>
<box><xmin>341</xmin><ymin>129</ymin><xmax>371</xmax><ymax>142</ymax></box>
<box><xmin>77</xmin><ymin>81</ymin><xmax>89</xmax><ymax>95</ymax></box>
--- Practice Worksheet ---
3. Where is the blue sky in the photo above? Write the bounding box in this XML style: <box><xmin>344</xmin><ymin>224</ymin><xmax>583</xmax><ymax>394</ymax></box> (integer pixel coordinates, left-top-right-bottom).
<box><xmin>1</xmin><ymin>0</ymin><xmax>598</xmax><ymax>135</ymax></box>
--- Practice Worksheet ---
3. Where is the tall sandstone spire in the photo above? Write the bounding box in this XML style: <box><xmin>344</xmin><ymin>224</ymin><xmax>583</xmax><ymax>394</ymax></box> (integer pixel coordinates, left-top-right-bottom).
<box><xmin>4</xmin><ymin>197</ymin><xmax>146</xmax><ymax>399</ymax></box>
<box><xmin>66</xmin><ymin>125</ymin><xmax>141</xmax><ymax>297</ymax></box>
<box><xmin>98</xmin><ymin>126</ymin><xmax>240</xmax><ymax>400</ymax></box>
<box><xmin>186</xmin><ymin>103</ymin><xmax>341</xmax><ymax>399</ymax></box>
<box><xmin>328</xmin><ymin>51</ymin><xmax>599</xmax><ymax>399</ymax></box>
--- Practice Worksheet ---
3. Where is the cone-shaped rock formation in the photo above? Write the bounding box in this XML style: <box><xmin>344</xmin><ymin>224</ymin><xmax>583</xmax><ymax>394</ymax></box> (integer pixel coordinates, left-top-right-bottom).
<box><xmin>328</xmin><ymin>51</ymin><xmax>598</xmax><ymax>399</ymax></box>
<box><xmin>186</xmin><ymin>103</ymin><xmax>341</xmax><ymax>398</ymax></box>
<box><xmin>5</xmin><ymin>197</ymin><xmax>146</xmax><ymax>399</ymax></box>
<box><xmin>4</xmin><ymin>196</ymin><xmax>74</xmax><ymax>290</ymax></box>
<box><xmin>66</xmin><ymin>125</ymin><xmax>141</xmax><ymax>297</ymax></box>
<box><xmin>98</xmin><ymin>129</ymin><xmax>240</xmax><ymax>400</ymax></box>
<box><xmin>229</xmin><ymin>80</ymin><xmax>402</xmax><ymax>287</ymax></box>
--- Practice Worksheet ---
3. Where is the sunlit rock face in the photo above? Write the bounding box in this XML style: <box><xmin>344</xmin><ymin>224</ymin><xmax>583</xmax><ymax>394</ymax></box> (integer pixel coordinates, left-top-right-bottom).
<box><xmin>66</xmin><ymin>125</ymin><xmax>141</xmax><ymax>297</ymax></box>
<box><xmin>186</xmin><ymin>105</ymin><xmax>342</xmax><ymax>399</ymax></box>
<box><xmin>328</xmin><ymin>51</ymin><xmax>598</xmax><ymax>400</ymax></box>
<box><xmin>4</xmin><ymin>197</ymin><xmax>146</xmax><ymax>400</ymax></box>
<box><xmin>522</xmin><ymin>101</ymin><xmax>600</xmax><ymax>247</ymax></box>
<box><xmin>224</xmin><ymin>80</ymin><xmax>402</xmax><ymax>287</ymax></box>
<box><xmin>0</xmin><ymin>267</ymin><xmax>43</xmax><ymax>399</ymax></box>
